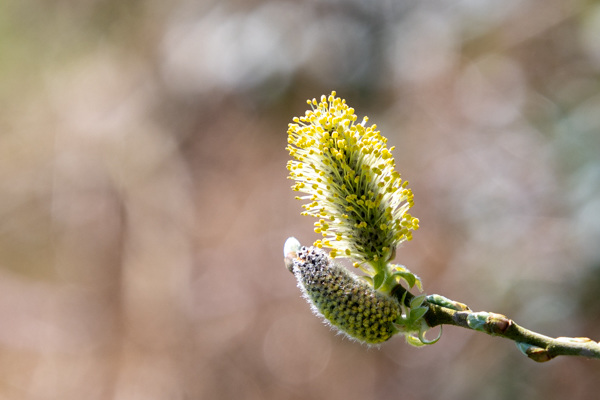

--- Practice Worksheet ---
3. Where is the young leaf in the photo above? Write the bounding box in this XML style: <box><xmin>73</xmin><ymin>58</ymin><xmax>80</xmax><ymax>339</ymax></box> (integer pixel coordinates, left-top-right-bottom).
<box><xmin>410</xmin><ymin>294</ymin><xmax>426</xmax><ymax>309</ymax></box>
<box><xmin>410</xmin><ymin>306</ymin><xmax>428</xmax><ymax>322</ymax></box>
<box><xmin>373</xmin><ymin>271</ymin><xmax>385</xmax><ymax>290</ymax></box>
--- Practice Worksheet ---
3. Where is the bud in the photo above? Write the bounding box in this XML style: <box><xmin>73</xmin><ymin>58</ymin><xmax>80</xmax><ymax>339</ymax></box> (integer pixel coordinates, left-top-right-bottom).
<box><xmin>516</xmin><ymin>342</ymin><xmax>554</xmax><ymax>362</ymax></box>
<box><xmin>287</xmin><ymin>245</ymin><xmax>400</xmax><ymax>345</ymax></box>
<box><xmin>284</xmin><ymin>237</ymin><xmax>301</xmax><ymax>272</ymax></box>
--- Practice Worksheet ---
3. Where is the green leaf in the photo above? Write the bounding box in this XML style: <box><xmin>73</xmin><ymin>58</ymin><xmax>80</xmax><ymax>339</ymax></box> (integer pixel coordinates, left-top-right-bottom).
<box><xmin>410</xmin><ymin>294</ymin><xmax>426</xmax><ymax>309</ymax></box>
<box><xmin>405</xmin><ymin>334</ymin><xmax>427</xmax><ymax>347</ymax></box>
<box><xmin>410</xmin><ymin>306</ymin><xmax>428</xmax><ymax>322</ymax></box>
<box><xmin>414</xmin><ymin>279</ymin><xmax>423</xmax><ymax>291</ymax></box>
<box><xmin>401</xmin><ymin>272</ymin><xmax>417</xmax><ymax>288</ymax></box>
<box><xmin>419</xmin><ymin>326</ymin><xmax>442</xmax><ymax>345</ymax></box>
<box><xmin>373</xmin><ymin>271</ymin><xmax>385</xmax><ymax>290</ymax></box>
<box><xmin>399</xmin><ymin>290</ymin><xmax>408</xmax><ymax>307</ymax></box>
<box><xmin>391</xmin><ymin>271</ymin><xmax>415</xmax><ymax>288</ymax></box>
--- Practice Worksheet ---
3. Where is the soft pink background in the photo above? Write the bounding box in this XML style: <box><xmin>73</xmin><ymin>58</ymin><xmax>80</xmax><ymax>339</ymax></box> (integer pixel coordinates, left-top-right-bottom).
<box><xmin>1</xmin><ymin>1</ymin><xmax>599</xmax><ymax>399</ymax></box>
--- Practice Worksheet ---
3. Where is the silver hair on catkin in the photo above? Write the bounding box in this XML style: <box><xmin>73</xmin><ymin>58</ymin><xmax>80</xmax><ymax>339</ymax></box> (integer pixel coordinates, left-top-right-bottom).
<box><xmin>286</xmin><ymin>241</ymin><xmax>401</xmax><ymax>345</ymax></box>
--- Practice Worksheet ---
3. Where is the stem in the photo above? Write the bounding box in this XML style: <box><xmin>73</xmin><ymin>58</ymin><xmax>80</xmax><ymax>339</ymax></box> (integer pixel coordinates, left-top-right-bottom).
<box><xmin>392</xmin><ymin>285</ymin><xmax>600</xmax><ymax>362</ymax></box>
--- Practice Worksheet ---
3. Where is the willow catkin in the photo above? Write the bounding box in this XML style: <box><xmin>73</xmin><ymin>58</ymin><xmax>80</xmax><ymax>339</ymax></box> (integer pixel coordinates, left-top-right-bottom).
<box><xmin>288</xmin><ymin>244</ymin><xmax>400</xmax><ymax>345</ymax></box>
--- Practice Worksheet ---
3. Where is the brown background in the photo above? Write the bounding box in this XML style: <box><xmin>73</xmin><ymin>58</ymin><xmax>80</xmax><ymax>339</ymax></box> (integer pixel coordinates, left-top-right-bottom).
<box><xmin>1</xmin><ymin>0</ymin><xmax>599</xmax><ymax>399</ymax></box>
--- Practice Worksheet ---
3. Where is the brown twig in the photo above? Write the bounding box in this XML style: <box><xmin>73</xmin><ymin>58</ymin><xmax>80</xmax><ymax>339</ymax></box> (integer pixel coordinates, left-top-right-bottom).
<box><xmin>392</xmin><ymin>285</ymin><xmax>600</xmax><ymax>362</ymax></box>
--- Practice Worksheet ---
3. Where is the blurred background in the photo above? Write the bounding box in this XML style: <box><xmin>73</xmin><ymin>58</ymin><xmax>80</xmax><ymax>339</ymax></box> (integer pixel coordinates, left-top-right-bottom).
<box><xmin>1</xmin><ymin>0</ymin><xmax>600</xmax><ymax>399</ymax></box>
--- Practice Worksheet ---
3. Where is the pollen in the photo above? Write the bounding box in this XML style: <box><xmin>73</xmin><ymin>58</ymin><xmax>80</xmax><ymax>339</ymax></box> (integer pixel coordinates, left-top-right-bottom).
<box><xmin>286</xmin><ymin>91</ymin><xmax>419</xmax><ymax>265</ymax></box>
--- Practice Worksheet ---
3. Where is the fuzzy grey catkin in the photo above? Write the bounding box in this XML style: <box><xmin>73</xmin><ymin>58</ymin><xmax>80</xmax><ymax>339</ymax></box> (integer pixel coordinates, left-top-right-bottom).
<box><xmin>289</xmin><ymin>246</ymin><xmax>400</xmax><ymax>344</ymax></box>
